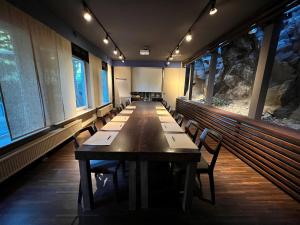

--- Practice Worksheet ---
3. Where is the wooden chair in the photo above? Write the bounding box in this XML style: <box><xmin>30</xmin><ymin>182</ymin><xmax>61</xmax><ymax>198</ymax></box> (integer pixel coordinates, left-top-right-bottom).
<box><xmin>185</xmin><ymin>120</ymin><xmax>200</xmax><ymax>143</ymax></box>
<box><xmin>121</xmin><ymin>103</ymin><xmax>125</xmax><ymax>109</ymax></box>
<box><xmin>99</xmin><ymin>113</ymin><xmax>110</xmax><ymax>126</ymax></box>
<box><xmin>170</xmin><ymin>109</ymin><xmax>176</xmax><ymax>117</ymax></box>
<box><xmin>117</xmin><ymin>105</ymin><xmax>123</xmax><ymax>112</ymax></box>
<box><xmin>196</xmin><ymin>128</ymin><xmax>223</xmax><ymax>204</ymax></box>
<box><xmin>73</xmin><ymin>126</ymin><xmax>121</xmax><ymax>204</ymax></box>
<box><xmin>162</xmin><ymin>100</ymin><xmax>167</xmax><ymax>107</ymax></box>
<box><xmin>125</xmin><ymin>99</ymin><xmax>130</xmax><ymax>106</ymax></box>
<box><xmin>166</xmin><ymin>105</ymin><xmax>171</xmax><ymax>112</ymax></box>
<box><xmin>110</xmin><ymin>108</ymin><xmax>119</xmax><ymax>117</ymax></box>
<box><xmin>175</xmin><ymin>113</ymin><xmax>184</xmax><ymax>127</ymax></box>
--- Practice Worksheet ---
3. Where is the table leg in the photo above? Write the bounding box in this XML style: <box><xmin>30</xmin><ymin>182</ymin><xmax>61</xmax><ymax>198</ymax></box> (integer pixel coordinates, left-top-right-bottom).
<box><xmin>79</xmin><ymin>160</ymin><xmax>94</xmax><ymax>210</ymax></box>
<box><xmin>140</xmin><ymin>160</ymin><xmax>148</xmax><ymax>209</ymax></box>
<box><xmin>182</xmin><ymin>162</ymin><xmax>196</xmax><ymax>212</ymax></box>
<box><xmin>129</xmin><ymin>161</ymin><xmax>136</xmax><ymax>210</ymax></box>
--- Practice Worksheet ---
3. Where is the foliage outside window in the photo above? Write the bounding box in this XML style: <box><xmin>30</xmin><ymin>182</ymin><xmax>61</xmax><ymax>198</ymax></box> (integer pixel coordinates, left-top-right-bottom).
<box><xmin>262</xmin><ymin>5</ymin><xmax>300</xmax><ymax>131</ymax></box>
<box><xmin>191</xmin><ymin>53</ymin><xmax>211</xmax><ymax>102</ymax></box>
<box><xmin>211</xmin><ymin>28</ymin><xmax>264</xmax><ymax>116</ymax></box>
<box><xmin>101</xmin><ymin>70</ymin><xmax>110</xmax><ymax>105</ymax></box>
<box><xmin>72</xmin><ymin>57</ymin><xmax>88</xmax><ymax>109</ymax></box>
<box><xmin>0</xmin><ymin>93</ymin><xmax>10</xmax><ymax>147</ymax></box>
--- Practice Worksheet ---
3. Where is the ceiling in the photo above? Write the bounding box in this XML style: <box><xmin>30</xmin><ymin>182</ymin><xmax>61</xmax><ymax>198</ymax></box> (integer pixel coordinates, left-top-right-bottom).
<box><xmin>26</xmin><ymin>0</ymin><xmax>280</xmax><ymax>61</ymax></box>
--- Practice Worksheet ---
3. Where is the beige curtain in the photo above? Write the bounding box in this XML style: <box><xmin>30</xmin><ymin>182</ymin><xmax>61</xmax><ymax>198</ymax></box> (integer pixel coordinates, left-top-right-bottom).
<box><xmin>107</xmin><ymin>64</ymin><xmax>113</xmax><ymax>103</ymax></box>
<box><xmin>0</xmin><ymin>0</ymin><xmax>45</xmax><ymax>139</ymax></box>
<box><xmin>29</xmin><ymin>17</ymin><xmax>65</xmax><ymax>124</ymax></box>
<box><xmin>88</xmin><ymin>54</ymin><xmax>101</xmax><ymax>108</ymax></box>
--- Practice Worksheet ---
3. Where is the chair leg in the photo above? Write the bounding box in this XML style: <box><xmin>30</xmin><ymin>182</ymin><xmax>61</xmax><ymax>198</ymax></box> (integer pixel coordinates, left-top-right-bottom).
<box><xmin>196</xmin><ymin>173</ymin><xmax>203</xmax><ymax>198</ymax></box>
<box><xmin>113</xmin><ymin>171</ymin><xmax>119</xmax><ymax>201</ymax></box>
<box><xmin>78</xmin><ymin>180</ymin><xmax>82</xmax><ymax>204</ymax></box>
<box><xmin>209</xmin><ymin>172</ymin><xmax>215</xmax><ymax>204</ymax></box>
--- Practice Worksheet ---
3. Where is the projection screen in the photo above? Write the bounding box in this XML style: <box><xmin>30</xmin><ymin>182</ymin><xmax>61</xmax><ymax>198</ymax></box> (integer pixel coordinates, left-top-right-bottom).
<box><xmin>132</xmin><ymin>67</ymin><xmax>163</xmax><ymax>92</ymax></box>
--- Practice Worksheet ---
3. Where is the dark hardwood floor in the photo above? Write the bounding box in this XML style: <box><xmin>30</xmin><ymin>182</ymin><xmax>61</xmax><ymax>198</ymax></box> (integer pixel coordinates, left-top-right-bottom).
<box><xmin>0</xmin><ymin>122</ymin><xmax>299</xmax><ymax>225</ymax></box>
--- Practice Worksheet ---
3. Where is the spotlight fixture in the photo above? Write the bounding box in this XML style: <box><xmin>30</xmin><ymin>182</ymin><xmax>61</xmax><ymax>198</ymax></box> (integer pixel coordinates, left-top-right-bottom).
<box><xmin>113</xmin><ymin>48</ymin><xmax>118</xmax><ymax>55</ymax></box>
<box><xmin>169</xmin><ymin>56</ymin><xmax>174</xmax><ymax>61</ymax></box>
<box><xmin>185</xmin><ymin>31</ymin><xmax>192</xmax><ymax>42</ymax></box>
<box><xmin>166</xmin><ymin>61</ymin><xmax>170</xmax><ymax>65</ymax></box>
<box><xmin>122</xmin><ymin>59</ymin><xmax>125</xmax><ymax>63</ymax></box>
<box><xmin>103</xmin><ymin>35</ymin><xmax>109</xmax><ymax>44</ymax></box>
<box><xmin>119</xmin><ymin>55</ymin><xmax>123</xmax><ymax>60</ymax></box>
<box><xmin>209</xmin><ymin>0</ymin><xmax>218</xmax><ymax>15</ymax></box>
<box><xmin>83</xmin><ymin>11</ymin><xmax>92</xmax><ymax>22</ymax></box>
<box><xmin>175</xmin><ymin>47</ymin><xmax>180</xmax><ymax>54</ymax></box>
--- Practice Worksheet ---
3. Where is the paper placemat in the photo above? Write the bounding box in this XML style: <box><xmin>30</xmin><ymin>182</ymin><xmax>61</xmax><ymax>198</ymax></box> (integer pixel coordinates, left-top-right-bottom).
<box><xmin>120</xmin><ymin>110</ymin><xmax>134</xmax><ymax>115</ymax></box>
<box><xmin>161</xmin><ymin>123</ymin><xmax>184</xmax><ymax>133</ymax></box>
<box><xmin>83</xmin><ymin>131</ymin><xmax>118</xmax><ymax>146</ymax></box>
<box><xmin>111</xmin><ymin>115</ymin><xmax>129</xmax><ymax>122</ymax></box>
<box><xmin>157</xmin><ymin>110</ymin><xmax>170</xmax><ymax>115</ymax></box>
<box><xmin>156</xmin><ymin>106</ymin><xmax>165</xmax><ymax>110</ymax></box>
<box><xmin>159</xmin><ymin>116</ymin><xmax>176</xmax><ymax>123</ymax></box>
<box><xmin>126</xmin><ymin>106</ymin><xmax>136</xmax><ymax>109</ymax></box>
<box><xmin>101</xmin><ymin>122</ymin><xmax>124</xmax><ymax>131</ymax></box>
<box><xmin>165</xmin><ymin>133</ymin><xmax>198</xmax><ymax>149</ymax></box>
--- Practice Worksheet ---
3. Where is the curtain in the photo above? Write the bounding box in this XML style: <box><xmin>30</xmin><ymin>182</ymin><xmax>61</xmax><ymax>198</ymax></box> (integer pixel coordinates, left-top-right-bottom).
<box><xmin>0</xmin><ymin>0</ymin><xmax>45</xmax><ymax>139</ymax></box>
<box><xmin>87</xmin><ymin>54</ymin><xmax>101</xmax><ymax>108</ymax></box>
<box><xmin>29</xmin><ymin>18</ymin><xmax>65</xmax><ymax>124</ymax></box>
<box><xmin>107</xmin><ymin>64</ymin><xmax>113</xmax><ymax>103</ymax></box>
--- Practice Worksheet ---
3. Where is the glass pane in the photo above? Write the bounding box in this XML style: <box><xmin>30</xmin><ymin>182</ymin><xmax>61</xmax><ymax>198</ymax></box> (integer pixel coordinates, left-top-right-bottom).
<box><xmin>0</xmin><ymin>92</ymin><xmax>11</xmax><ymax>147</ymax></box>
<box><xmin>212</xmin><ymin>28</ymin><xmax>264</xmax><ymax>116</ymax></box>
<box><xmin>262</xmin><ymin>5</ymin><xmax>300</xmax><ymax>131</ymax></box>
<box><xmin>101</xmin><ymin>70</ymin><xmax>110</xmax><ymax>105</ymax></box>
<box><xmin>191</xmin><ymin>53</ymin><xmax>211</xmax><ymax>102</ymax></box>
<box><xmin>72</xmin><ymin>57</ymin><xmax>87</xmax><ymax>108</ymax></box>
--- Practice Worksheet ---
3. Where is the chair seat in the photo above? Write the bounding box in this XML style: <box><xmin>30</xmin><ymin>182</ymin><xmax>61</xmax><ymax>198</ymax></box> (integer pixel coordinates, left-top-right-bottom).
<box><xmin>196</xmin><ymin>157</ymin><xmax>209</xmax><ymax>172</ymax></box>
<box><xmin>90</xmin><ymin>160</ymin><xmax>119</xmax><ymax>171</ymax></box>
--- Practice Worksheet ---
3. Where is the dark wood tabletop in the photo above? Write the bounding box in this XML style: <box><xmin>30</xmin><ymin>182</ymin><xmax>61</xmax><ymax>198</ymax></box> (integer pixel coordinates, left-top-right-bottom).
<box><xmin>75</xmin><ymin>101</ymin><xmax>200</xmax><ymax>162</ymax></box>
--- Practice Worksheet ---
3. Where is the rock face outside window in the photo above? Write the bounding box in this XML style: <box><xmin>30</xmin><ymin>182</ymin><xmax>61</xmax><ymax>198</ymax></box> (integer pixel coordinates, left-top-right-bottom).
<box><xmin>262</xmin><ymin>5</ymin><xmax>300</xmax><ymax>131</ymax></box>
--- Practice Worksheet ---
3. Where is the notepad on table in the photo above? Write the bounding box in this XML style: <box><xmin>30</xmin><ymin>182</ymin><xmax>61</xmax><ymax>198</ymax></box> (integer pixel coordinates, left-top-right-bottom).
<box><xmin>165</xmin><ymin>133</ymin><xmax>198</xmax><ymax>149</ymax></box>
<box><xmin>126</xmin><ymin>106</ymin><xmax>136</xmax><ymax>109</ymax></box>
<box><xmin>159</xmin><ymin>116</ymin><xmax>176</xmax><ymax>123</ymax></box>
<box><xmin>157</xmin><ymin>110</ymin><xmax>170</xmax><ymax>115</ymax></box>
<box><xmin>111</xmin><ymin>115</ymin><xmax>129</xmax><ymax>122</ymax></box>
<box><xmin>161</xmin><ymin>123</ymin><xmax>184</xmax><ymax>132</ymax></box>
<box><xmin>120</xmin><ymin>110</ymin><xmax>134</xmax><ymax>115</ymax></box>
<box><xmin>101</xmin><ymin>122</ymin><xmax>124</xmax><ymax>131</ymax></box>
<box><xmin>83</xmin><ymin>131</ymin><xmax>118</xmax><ymax>146</ymax></box>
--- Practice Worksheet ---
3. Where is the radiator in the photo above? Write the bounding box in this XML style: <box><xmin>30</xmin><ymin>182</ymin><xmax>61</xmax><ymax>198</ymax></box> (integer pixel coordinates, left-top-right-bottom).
<box><xmin>0</xmin><ymin>120</ymin><xmax>83</xmax><ymax>183</ymax></box>
<box><xmin>97</xmin><ymin>104</ymin><xmax>113</xmax><ymax>117</ymax></box>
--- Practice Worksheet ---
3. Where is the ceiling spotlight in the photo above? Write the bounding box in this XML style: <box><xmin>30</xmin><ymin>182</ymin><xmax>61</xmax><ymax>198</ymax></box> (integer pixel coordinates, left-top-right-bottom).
<box><xmin>175</xmin><ymin>47</ymin><xmax>180</xmax><ymax>54</ymax></box>
<box><xmin>119</xmin><ymin>55</ymin><xmax>123</xmax><ymax>60</ymax></box>
<box><xmin>113</xmin><ymin>49</ymin><xmax>118</xmax><ymax>55</ymax></box>
<box><xmin>166</xmin><ymin>61</ymin><xmax>170</xmax><ymax>65</ymax></box>
<box><xmin>169</xmin><ymin>56</ymin><xmax>173</xmax><ymax>61</ymax></box>
<box><xmin>103</xmin><ymin>35</ymin><xmax>109</xmax><ymax>44</ymax></box>
<box><xmin>122</xmin><ymin>59</ymin><xmax>125</xmax><ymax>63</ymax></box>
<box><xmin>209</xmin><ymin>0</ymin><xmax>218</xmax><ymax>15</ymax></box>
<box><xmin>83</xmin><ymin>11</ymin><xmax>92</xmax><ymax>22</ymax></box>
<box><xmin>185</xmin><ymin>31</ymin><xmax>192</xmax><ymax>42</ymax></box>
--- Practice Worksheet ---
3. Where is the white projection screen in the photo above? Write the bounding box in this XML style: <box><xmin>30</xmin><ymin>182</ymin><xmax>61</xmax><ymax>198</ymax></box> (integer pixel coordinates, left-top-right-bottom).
<box><xmin>132</xmin><ymin>67</ymin><xmax>163</xmax><ymax>92</ymax></box>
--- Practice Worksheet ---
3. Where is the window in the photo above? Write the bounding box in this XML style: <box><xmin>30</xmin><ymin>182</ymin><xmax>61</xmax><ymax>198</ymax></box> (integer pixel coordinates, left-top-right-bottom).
<box><xmin>101</xmin><ymin>70</ymin><xmax>110</xmax><ymax>105</ymax></box>
<box><xmin>211</xmin><ymin>28</ymin><xmax>264</xmax><ymax>116</ymax></box>
<box><xmin>262</xmin><ymin>5</ymin><xmax>300</xmax><ymax>131</ymax></box>
<box><xmin>72</xmin><ymin>57</ymin><xmax>88</xmax><ymax>109</ymax></box>
<box><xmin>191</xmin><ymin>53</ymin><xmax>211</xmax><ymax>102</ymax></box>
<box><xmin>0</xmin><ymin>92</ymin><xmax>11</xmax><ymax>147</ymax></box>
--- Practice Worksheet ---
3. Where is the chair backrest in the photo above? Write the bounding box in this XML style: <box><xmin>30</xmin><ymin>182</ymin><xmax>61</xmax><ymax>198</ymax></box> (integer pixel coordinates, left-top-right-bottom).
<box><xmin>175</xmin><ymin>113</ymin><xmax>184</xmax><ymax>127</ymax></box>
<box><xmin>100</xmin><ymin>114</ymin><xmax>109</xmax><ymax>126</ymax></box>
<box><xmin>73</xmin><ymin>126</ymin><xmax>97</xmax><ymax>149</ymax></box>
<box><xmin>162</xmin><ymin>100</ymin><xmax>167</xmax><ymax>107</ymax></box>
<box><xmin>170</xmin><ymin>109</ymin><xmax>176</xmax><ymax>117</ymax></box>
<box><xmin>121</xmin><ymin>103</ymin><xmax>125</xmax><ymax>109</ymax></box>
<box><xmin>117</xmin><ymin>105</ymin><xmax>123</xmax><ymax>112</ymax></box>
<box><xmin>166</xmin><ymin>105</ymin><xmax>171</xmax><ymax>112</ymax></box>
<box><xmin>198</xmin><ymin>128</ymin><xmax>223</xmax><ymax>171</ymax></box>
<box><xmin>125</xmin><ymin>99</ymin><xmax>130</xmax><ymax>106</ymax></box>
<box><xmin>185</xmin><ymin>120</ymin><xmax>200</xmax><ymax>143</ymax></box>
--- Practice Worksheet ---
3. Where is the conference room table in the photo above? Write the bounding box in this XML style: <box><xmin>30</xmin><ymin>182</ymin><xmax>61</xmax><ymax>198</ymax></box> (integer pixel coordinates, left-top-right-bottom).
<box><xmin>75</xmin><ymin>101</ymin><xmax>201</xmax><ymax>212</ymax></box>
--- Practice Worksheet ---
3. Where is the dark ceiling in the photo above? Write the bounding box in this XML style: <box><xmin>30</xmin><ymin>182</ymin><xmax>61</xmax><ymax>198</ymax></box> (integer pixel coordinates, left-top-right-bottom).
<box><xmin>31</xmin><ymin>0</ymin><xmax>279</xmax><ymax>61</ymax></box>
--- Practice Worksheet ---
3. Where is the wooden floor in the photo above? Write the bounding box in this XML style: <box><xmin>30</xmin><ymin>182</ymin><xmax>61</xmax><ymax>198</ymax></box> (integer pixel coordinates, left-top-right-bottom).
<box><xmin>0</xmin><ymin>122</ymin><xmax>299</xmax><ymax>225</ymax></box>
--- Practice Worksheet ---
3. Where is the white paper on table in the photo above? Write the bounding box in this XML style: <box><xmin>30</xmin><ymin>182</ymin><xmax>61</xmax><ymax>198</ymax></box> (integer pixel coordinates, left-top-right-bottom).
<box><xmin>156</xmin><ymin>110</ymin><xmax>170</xmax><ymax>115</ymax></box>
<box><xmin>126</xmin><ymin>106</ymin><xmax>136</xmax><ymax>109</ymax></box>
<box><xmin>111</xmin><ymin>115</ymin><xmax>129</xmax><ymax>122</ymax></box>
<box><xmin>120</xmin><ymin>110</ymin><xmax>134</xmax><ymax>114</ymax></box>
<box><xmin>83</xmin><ymin>131</ymin><xmax>118</xmax><ymax>146</ymax></box>
<box><xmin>165</xmin><ymin>133</ymin><xmax>198</xmax><ymax>149</ymax></box>
<box><xmin>101</xmin><ymin>122</ymin><xmax>124</xmax><ymax>131</ymax></box>
<box><xmin>159</xmin><ymin>116</ymin><xmax>176</xmax><ymax>123</ymax></box>
<box><xmin>156</xmin><ymin>106</ymin><xmax>165</xmax><ymax>110</ymax></box>
<box><xmin>161</xmin><ymin>123</ymin><xmax>184</xmax><ymax>132</ymax></box>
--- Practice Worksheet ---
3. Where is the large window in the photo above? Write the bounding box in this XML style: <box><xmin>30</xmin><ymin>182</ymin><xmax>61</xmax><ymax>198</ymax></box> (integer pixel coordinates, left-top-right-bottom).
<box><xmin>211</xmin><ymin>28</ymin><xmax>264</xmax><ymax>116</ymax></box>
<box><xmin>0</xmin><ymin>93</ymin><xmax>10</xmax><ymax>147</ymax></box>
<box><xmin>262</xmin><ymin>5</ymin><xmax>300</xmax><ymax>131</ymax></box>
<box><xmin>101</xmin><ymin>70</ymin><xmax>110</xmax><ymax>105</ymax></box>
<box><xmin>191</xmin><ymin>53</ymin><xmax>211</xmax><ymax>102</ymax></box>
<box><xmin>72</xmin><ymin>57</ymin><xmax>88</xmax><ymax>109</ymax></box>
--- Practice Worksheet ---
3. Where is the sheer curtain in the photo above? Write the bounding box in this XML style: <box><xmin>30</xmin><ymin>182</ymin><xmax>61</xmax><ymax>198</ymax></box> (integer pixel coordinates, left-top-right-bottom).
<box><xmin>87</xmin><ymin>54</ymin><xmax>101</xmax><ymax>108</ymax></box>
<box><xmin>0</xmin><ymin>0</ymin><xmax>45</xmax><ymax>139</ymax></box>
<box><xmin>29</xmin><ymin>18</ymin><xmax>65</xmax><ymax>124</ymax></box>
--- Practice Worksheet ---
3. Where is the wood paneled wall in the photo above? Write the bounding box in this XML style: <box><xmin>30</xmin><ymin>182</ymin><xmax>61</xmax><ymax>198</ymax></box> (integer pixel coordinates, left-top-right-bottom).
<box><xmin>176</xmin><ymin>98</ymin><xmax>300</xmax><ymax>201</ymax></box>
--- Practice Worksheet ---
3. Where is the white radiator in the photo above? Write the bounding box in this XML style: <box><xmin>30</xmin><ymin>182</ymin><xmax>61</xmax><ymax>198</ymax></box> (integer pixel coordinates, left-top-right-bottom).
<box><xmin>97</xmin><ymin>104</ymin><xmax>113</xmax><ymax>117</ymax></box>
<box><xmin>0</xmin><ymin>120</ymin><xmax>83</xmax><ymax>183</ymax></box>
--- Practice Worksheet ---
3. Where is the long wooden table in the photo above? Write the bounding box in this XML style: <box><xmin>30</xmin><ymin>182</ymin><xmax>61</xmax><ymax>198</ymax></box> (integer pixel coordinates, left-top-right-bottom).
<box><xmin>75</xmin><ymin>101</ymin><xmax>201</xmax><ymax>211</ymax></box>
